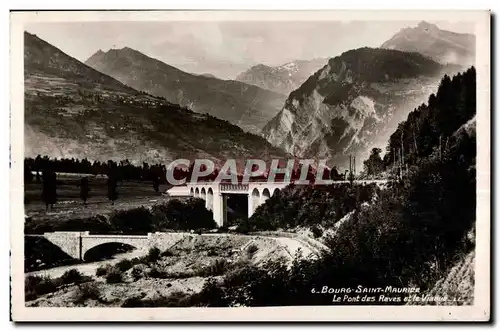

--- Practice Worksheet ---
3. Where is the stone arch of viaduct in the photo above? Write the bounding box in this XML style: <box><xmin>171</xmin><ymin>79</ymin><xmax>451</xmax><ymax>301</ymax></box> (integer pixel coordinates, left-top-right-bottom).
<box><xmin>186</xmin><ymin>182</ymin><xmax>288</xmax><ymax>227</ymax></box>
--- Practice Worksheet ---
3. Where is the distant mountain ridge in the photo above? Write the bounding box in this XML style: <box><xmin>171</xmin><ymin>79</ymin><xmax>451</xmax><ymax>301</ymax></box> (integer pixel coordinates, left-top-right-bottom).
<box><xmin>262</xmin><ymin>47</ymin><xmax>462</xmax><ymax>168</ymax></box>
<box><xmin>235</xmin><ymin>58</ymin><xmax>329</xmax><ymax>96</ymax></box>
<box><xmin>85</xmin><ymin>48</ymin><xmax>286</xmax><ymax>134</ymax></box>
<box><xmin>24</xmin><ymin>32</ymin><xmax>287</xmax><ymax>165</ymax></box>
<box><xmin>381</xmin><ymin>21</ymin><xmax>475</xmax><ymax>66</ymax></box>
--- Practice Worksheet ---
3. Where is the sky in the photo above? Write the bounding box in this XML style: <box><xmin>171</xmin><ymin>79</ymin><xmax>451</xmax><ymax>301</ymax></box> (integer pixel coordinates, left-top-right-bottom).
<box><xmin>26</xmin><ymin>20</ymin><xmax>475</xmax><ymax>80</ymax></box>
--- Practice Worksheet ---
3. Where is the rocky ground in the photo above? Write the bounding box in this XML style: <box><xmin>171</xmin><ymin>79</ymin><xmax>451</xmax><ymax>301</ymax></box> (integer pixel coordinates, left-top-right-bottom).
<box><xmin>25</xmin><ymin>232</ymin><xmax>316</xmax><ymax>307</ymax></box>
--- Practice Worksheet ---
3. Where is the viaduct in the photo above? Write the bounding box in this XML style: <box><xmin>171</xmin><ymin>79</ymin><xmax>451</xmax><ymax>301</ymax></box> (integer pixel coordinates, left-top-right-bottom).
<box><xmin>167</xmin><ymin>180</ymin><xmax>388</xmax><ymax>227</ymax></box>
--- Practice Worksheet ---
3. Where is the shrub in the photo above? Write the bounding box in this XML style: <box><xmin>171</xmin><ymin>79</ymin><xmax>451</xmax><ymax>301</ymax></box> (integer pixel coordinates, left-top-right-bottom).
<box><xmin>206</xmin><ymin>248</ymin><xmax>218</xmax><ymax>257</ymax></box>
<box><xmin>148</xmin><ymin>266</ymin><xmax>168</xmax><ymax>279</ymax></box>
<box><xmin>116</xmin><ymin>259</ymin><xmax>133</xmax><ymax>272</ymax></box>
<box><xmin>151</xmin><ymin>198</ymin><xmax>215</xmax><ymax>231</ymax></box>
<box><xmin>73</xmin><ymin>283</ymin><xmax>101</xmax><ymax>304</ymax></box>
<box><xmin>246</xmin><ymin>244</ymin><xmax>259</xmax><ymax>259</ymax></box>
<box><xmin>25</xmin><ymin>275</ymin><xmax>58</xmax><ymax>301</ymax></box>
<box><xmin>216</xmin><ymin>226</ymin><xmax>229</xmax><ymax>233</ymax></box>
<box><xmin>122</xmin><ymin>291</ymin><xmax>195</xmax><ymax>307</ymax></box>
<box><xmin>161</xmin><ymin>249</ymin><xmax>175</xmax><ymax>257</ymax></box>
<box><xmin>131</xmin><ymin>264</ymin><xmax>148</xmax><ymax>281</ymax></box>
<box><xmin>60</xmin><ymin>269</ymin><xmax>84</xmax><ymax>285</ymax></box>
<box><xmin>310</xmin><ymin>225</ymin><xmax>323</xmax><ymax>239</ymax></box>
<box><xmin>108</xmin><ymin>207</ymin><xmax>153</xmax><ymax>234</ymax></box>
<box><xmin>199</xmin><ymin>259</ymin><xmax>230</xmax><ymax>277</ymax></box>
<box><xmin>146</xmin><ymin>247</ymin><xmax>161</xmax><ymax>263</ymax></box>
<box><xmin>105</xmin><ymin>268</ymin><xmax>123</xmax><ymax>284</ymax></box>
<box><xmin>235</xmin><ymin>224</ymin><xmax>249</xmax><ymax>234</ymax></box>
<box><xmin>121</xmin><ymin>296</ymin><xmax>144</xmax><ymax>307</ymax></box>
<box><xmin>95</xmin><ymin>265</ymin><xmax>110</xmax><ymax>277</ymax></box>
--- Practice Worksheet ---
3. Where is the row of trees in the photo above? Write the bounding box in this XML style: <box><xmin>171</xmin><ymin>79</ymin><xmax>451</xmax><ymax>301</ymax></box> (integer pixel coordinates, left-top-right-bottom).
<box><xmin>25</xmin><ymin>155</ymin><xmax>356</xmax><ymax>186</ymax></box>
<box><xmin>30</xmin><ymin>168</ymin><xmax>122</xmax><ymax>211</ymax></box>
<box><xmin>26</xmin><ymin>163</ymin><xmax>163</xmax><ymax>211</ymax></box>
<box><xmin>25</xmin><ymin>156</ymin><xmax>168</xmax><ymax>183</ymax></box>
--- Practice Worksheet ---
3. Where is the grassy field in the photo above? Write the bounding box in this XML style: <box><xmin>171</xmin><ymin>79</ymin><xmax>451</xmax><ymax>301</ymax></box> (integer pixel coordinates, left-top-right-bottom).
<box><xmin>25</xmin><ymin>173</ymin><xmax>171</xmax><ymax>232</ymax></box>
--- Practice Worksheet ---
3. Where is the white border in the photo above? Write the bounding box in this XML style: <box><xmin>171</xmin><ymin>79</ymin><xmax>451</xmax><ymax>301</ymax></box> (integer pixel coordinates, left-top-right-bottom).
<box><xmin>9</xmin><ymin>10</ymin><xmax>491</xmax><ymax>322</ymax></box>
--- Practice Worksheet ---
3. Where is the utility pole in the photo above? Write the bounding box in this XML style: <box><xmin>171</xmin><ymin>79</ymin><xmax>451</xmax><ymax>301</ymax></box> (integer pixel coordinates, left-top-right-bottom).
<box><xmin>348</xmin><ymin>155</ymin><xmax>354</xmax><ymax>185</ymax></box>
<box><xmin>400</xmin><ymin>131</ymin><xmax>404</xmax><ymax>178</ymax></box>
<box><xmin>400</xmin><ymin>148</ymin><xmax>404</xmax><ymax>180</ymax></box>
<box><xmin>353</xmin><ymin>156</ymin><xmax>356</xmax><ymax>177</ymax></box>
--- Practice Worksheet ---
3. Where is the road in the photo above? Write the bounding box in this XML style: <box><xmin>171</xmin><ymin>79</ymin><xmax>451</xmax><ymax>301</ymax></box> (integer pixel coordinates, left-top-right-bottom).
<box><xmin>27</xmin><ymin>248</ymin><xmax>149</xmax><ymax>279</ymax></box>
<box><xmin>26</xmin><ymin>233</ymin><xmax>319</xmax><ymax>279</ymax></box>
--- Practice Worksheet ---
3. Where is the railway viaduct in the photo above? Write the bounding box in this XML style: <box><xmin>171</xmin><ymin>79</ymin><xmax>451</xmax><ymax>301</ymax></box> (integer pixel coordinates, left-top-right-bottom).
<box><xmin>169</xmin><ymin>180</ymin><xmax>388</xmax><ymax>227</ymax></box>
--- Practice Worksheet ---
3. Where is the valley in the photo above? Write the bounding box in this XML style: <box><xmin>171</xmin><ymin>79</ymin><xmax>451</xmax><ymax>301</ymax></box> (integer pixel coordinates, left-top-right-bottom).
<box><xmin>21</xmin><ymin>19</ymin><xmax>479</xmax><ymax>309</ymax></box>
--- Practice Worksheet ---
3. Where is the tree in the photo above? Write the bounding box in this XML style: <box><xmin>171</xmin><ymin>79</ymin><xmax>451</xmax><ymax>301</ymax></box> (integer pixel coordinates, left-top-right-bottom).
<box><xmin>24</xmin><ymin>164</ymin><xmax>33</xmax><ymax>183</ymax></box>
<box><xmin>329</xmin><ymin>166</ymin><xmax>342</xmax><ymax>181</ymax></box>
<box><xmin>79</xmin><ymin>177</ymin><xmax>90</xmax><ymax>205</ymax></box>
<box><xmin>363</xmin><ymin>148</ymin><xmax>384</xmax><ymax>177</ymax></box>
<box><xmin>41</xmin><ymin>167</ymin><xmax>57</xmax><ymax>212</ymax></box>
<box><xmin>152</xmin><ymin>175</ymin><xmax>160</xmax><ymax>193</ymax></box>
<box><xmin>107</xmin><ymin>162</ymin><xmax>119</xmax><ymax>205</ymax></box>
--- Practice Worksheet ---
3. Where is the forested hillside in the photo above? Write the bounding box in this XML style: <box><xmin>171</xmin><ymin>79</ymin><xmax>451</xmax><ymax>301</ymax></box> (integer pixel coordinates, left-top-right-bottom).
<box><xmin>158</xmin><ymin>67</ymin><xmax>477</xmax><ymax>307</ymax></box>
<box><xmin>383</xmin><ymin>66</ymin><xmax>476</xmax><ymax>171</ymax></box>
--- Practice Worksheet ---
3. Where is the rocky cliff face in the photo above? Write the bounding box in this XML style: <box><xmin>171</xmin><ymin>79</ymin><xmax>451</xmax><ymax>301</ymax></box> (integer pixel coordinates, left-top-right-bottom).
<box><xmin>85</xmin><ymin>48</ymin><xmax>286</xmax><ymax>134</ymax></box>
<box><xmin>262</xmin><ymin>47</ymin><xmax>461</xmax><ymax>168</ymax></box>
<box><xmin>381</xmin><ymin>21</ymin><xmax>475</xmax><ymax>66</ymax></box>
<box><xmin>235</xmin><ymin>58</ymin><xmax>328</xmax><ymax>96</ymax></box>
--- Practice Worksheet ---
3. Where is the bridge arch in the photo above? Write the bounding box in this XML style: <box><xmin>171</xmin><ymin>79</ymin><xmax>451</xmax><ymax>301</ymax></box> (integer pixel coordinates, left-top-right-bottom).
<box><xmin>261</xmin><ymin>188</ymin><xmax>271</xmax><ymax>203</ymax></box>
<box><xmin>190</xmin><ymin>187</ymin><xmax>194</xmax><ymax>196</ymax></box>
<box><xmin>200</xmin><ymin>187</ymin><xmax>206</xmax><ymax>200</ymax></box>
<box><xmin>194</xmin><ymin>187</ymin><xmax>200</xmax><ymax>197</ymax></box>
<box><xmin>206</xmin><ymin>187</ymin><xmax>214</xmax><ymax>211</ymax></box>
<box><xmin>83</xmin><ymin>242</ymin><xmax>137</xmax><ymax>262</ymax></box>
<box><xmin>80</xmin><ymin>235</ymin><xmax>149</xmax><ymax>261</ymax></box>
<box><xmin>249</xmin><ymin>188</ymin><xmax>261</xmax><ymax>217</ymax></box>
<box><xmin>272</xmin><ymin>187</ymin><xmax>281</xmax><ymax>197</ymax></box>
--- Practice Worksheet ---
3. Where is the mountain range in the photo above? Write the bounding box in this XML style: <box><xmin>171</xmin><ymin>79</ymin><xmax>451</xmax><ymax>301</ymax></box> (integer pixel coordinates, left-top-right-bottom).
<box><xmin>262</xmin><ymin>47</ymin><xmax>463</xmax><ymax>168</ymax></box>
<box><xmin>24</xmin><ymin>32</ymin><xmax>287</xmax><ymax>166</ymax></box>
<box><xmin>381</xmin><ymin>21</ymin><xmax>475</xmax><ymax>66</ymax></box>
<box><xmin>25</xmin><ymin>21</ymin><xmax>475</xmax><ymax>170</ymax></box>
<box><xmin>85</xmin><ymin>48</ymin><xmax>286</xmax><ymax>134</ymax></box>
<box><xmin>235</xmin><ymin>58</ymin><xmax>328</xmax><ymax>96</ymax></box>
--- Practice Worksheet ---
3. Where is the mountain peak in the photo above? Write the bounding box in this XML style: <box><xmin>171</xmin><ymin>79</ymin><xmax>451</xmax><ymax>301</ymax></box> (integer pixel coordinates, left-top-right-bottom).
<box><xmin>417</xmin><ymin>21</ymin><xmax>439</xmax><ymax>32</ymax></box>
<box><xmin>380</xmin><ymin>21</ymin><xmax>475</xmax><ymax>65</ymax></box>
<box><xmin>235</xmin><ymin>59</ymin><xmax>327</xmax><ymax>95</ymax></box>
<box><xmin>250</xmin><ymin>63</ymin><xmax>273</xmax><ymax>71</ymax></box>
<box><xmin>84</xmin><ymin>44</ymin><xmax>286</xmax><ymax>134</ymax></box>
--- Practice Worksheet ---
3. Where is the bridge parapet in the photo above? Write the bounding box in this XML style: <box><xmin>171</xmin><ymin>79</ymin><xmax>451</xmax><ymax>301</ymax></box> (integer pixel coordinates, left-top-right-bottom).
<box><xmin>40</xmin><ymin>231</ymin><xmax>194</xmax><ymax>261</ymax></box>
<box><xmin>43</xmin><ymin>231</ymin><xmax>87</xmax><ymax>259</ymax></box>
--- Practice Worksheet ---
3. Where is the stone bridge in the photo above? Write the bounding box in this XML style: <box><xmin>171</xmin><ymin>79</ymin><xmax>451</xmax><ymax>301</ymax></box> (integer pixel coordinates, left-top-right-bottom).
<box><xmin>42</xmin><ymin>231</ymin><xmax>186</xmax><ymax>261</ymax></box>
<box><xmin>184</xmin><ymin>182</ymin><xmax>289</xmax><ymax>227</ymax></box>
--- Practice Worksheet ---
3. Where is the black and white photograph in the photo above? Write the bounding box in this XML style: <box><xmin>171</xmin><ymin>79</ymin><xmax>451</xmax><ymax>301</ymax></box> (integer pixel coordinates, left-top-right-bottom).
<box><xmin>9</xmin><ymin>10</ymin><xmax>491</xmax><ymax>321</ymax></box>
